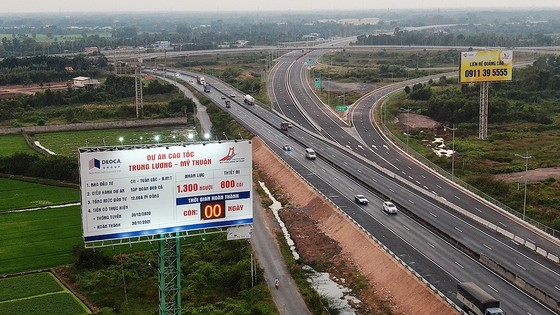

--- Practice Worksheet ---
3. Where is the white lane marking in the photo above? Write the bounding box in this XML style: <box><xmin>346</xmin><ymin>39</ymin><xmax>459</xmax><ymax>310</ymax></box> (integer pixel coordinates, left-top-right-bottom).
<box><xmin>455</xmin><ymin>227</ymin><xmax>463</xmax><ymax>233</ymax></box>
<box><xmin>358</xmin><ymin>145</ymin><xmax>364</xmax><ymax>150</ymax></box>
<box><xmin>429</xmin><ymin>212</ymin><xmax>437</xmax><ymax>218</ymax></box>
<box><xmin>516</xmin><ymin>263</ymin><xmax>526</xmax><ymax>271</ymax></box>
<box><xmin>416</xmin><ymin>181</ymin><xmax>421</xmax><ymax>185</ymax></box>
<box><xmin>427</xmin><ymin>242</ymin><xmax>435</xmax><ymax>248</ymax></box>
<box><xmin>483</xmin><ymin>244</ymin><xmax>492</xmax><ymax>250</ymax></box>
<box><xmin>403</xmin><ymin>225</ymin><xmax>410</xmax><ymax>231</ymax></box>
<box><xmin>346</xmin><ymin>145</ymin><xmax>352</xmax><ymax>150</ymax></box>
<box><xmin>401</xmin><ymin>171</ymin><xmax>407</xmax><ymax>175</ymax></box>
<box><xmin>436</xmin><ymin>184</ymin><xmax>442</xmax><ymax>188</ymax></box>
<box><xmin>475</xmin><ymin>207</ymin><xmax>482</xmax><ymax>213</ymax></box>
<box><xmin>408</xmin><ymin>176</ymin><xmax>414</xmax><ymax>180</ymax></box>
<box><xmin>383</xmin><ymin>145</ymin><xmax>389</xmax><ymax>150</ymax></box>
<box><xmin>499</xmin><ymin>222</ymin><xmax>507</xmax><ymax>227</ymax></box>
<box><xmin>407</xmin><ymin>165</ymin><xmax>412</xmax><ymax>169</ymax></box>
<box><xmin>455</xmin><ymin>262</ymin><xmax>464</xmax><ymax>269</ymax></box>
<box><xmin>487</xmin><ymin>285</ymin><xmax>498</xmax><ymax>293</ymax></box>
<box><xmin>408</xmin><ymin>200</ymin><xmax>415</xmax><ymax>204</ymax></box>
<box><xmin>432</xmin><ymin>191</ymin><xmax>438</xmax><ymax>195</ymax></box>
<box><xmin>389</xmin><ymin>188</ymin><xmax>395</xmax><ymax>193</ymax></box>
<box><xmin>371</xmin><ymin>178</ymin><xmax>377</xmax><ymax>182</ymax></box>
<box><xmin>421</xmin><ymin>175</ymin><xmax>426</xmax><ymax>178</ymax></box>
<box><xmin>454</xmin><ymin>195</ymin><xmax>461</xmax><ymax>200</ymax></box>
<box><xmin>371</xmin><ymin>144</ymin><xmax>378</xmax><ymax>150</ymax></box>
<box><xmin>554</xmin><ymin>286</ymin><xmax>560</xmax><ymax>292</ymax></box>
<box><xmin>423</xmin><ymin>186</ymin><xmax>429</xmax><ymax>190</ymax></box>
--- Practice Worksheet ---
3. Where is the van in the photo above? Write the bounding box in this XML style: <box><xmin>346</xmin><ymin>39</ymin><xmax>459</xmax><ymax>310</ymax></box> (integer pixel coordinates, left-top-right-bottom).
<box><xmin>305</xmin><ymin>148</ymin><xmax>316</xmax><ymax>160</ymax></box>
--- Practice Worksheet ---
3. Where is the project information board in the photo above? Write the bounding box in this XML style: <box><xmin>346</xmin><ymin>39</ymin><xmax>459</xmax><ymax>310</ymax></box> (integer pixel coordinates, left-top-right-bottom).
<box><xmin>459</xmin><ymin>50</ymin><xmax>513</xmax><ymax>83</ymax></box>
<box><xmin>79</xmin><ymin>141</ymin><xmax>253</xmax><ymax>243</ymax></box>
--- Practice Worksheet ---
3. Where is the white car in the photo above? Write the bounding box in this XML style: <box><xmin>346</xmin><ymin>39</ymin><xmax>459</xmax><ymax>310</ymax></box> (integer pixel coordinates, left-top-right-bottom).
<box><xmin>230</xmin><ymin>93</ymin><xmax>236</xmax><ymax>98</ymax></box>
<box><xmin>355</xmin><ymin>195</ymin><xmax>368</xmax><ymax>205</ymax></box>
<box><xmin>383</xmin><ymin>201</ymin><xmax>398</xmax><ymax>214</ymax></box>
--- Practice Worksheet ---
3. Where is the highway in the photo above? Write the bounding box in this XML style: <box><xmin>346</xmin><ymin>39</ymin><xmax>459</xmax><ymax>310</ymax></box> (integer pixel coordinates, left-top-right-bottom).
<box><xmin>163</xmin><ymin>68</ymin><xmax>557</xmax><ymax>314</ymax></box>
<box><xmin>265</xmin><ymin>49</ymin><xmax>560</xmax><ymax>313</ymax></box>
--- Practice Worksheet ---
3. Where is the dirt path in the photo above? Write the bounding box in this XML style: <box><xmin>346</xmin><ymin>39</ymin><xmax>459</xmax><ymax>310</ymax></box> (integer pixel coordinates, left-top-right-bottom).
<box><xmin>252</xmin><ymin>137</ymin><xmax>457</xmax><ymax>314</ymax></box>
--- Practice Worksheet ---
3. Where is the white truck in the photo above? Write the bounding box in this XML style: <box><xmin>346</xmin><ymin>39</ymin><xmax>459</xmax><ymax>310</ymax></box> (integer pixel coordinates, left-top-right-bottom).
<box><xmin>197</xmin><ymin>76</ymin><xmax>206</xmax><ymax>85</ymax></box>
<box><xmin>244</xmin><ymin>94</ymin><xmax>255</xmax><ymax>105</ymax></box>
<box><xmin>457</xmin><ymin>282</ymin><xmax>505</xmax><ymax>315</ymax></box>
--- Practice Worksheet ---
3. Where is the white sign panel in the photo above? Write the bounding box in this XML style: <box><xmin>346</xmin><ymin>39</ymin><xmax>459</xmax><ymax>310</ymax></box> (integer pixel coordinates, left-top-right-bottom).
<box><xmin>79</xmin><ymin>141</ymin><xmax>253</xmax><ymax>242</ymax></box>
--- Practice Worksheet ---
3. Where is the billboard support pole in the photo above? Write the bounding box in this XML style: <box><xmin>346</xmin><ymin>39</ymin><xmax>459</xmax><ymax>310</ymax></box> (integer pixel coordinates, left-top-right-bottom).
<box><xmin>479</xmin><ymin>82</ymin><xmax>489</xmax><ymax>140</ymax></box>
<box><xmin>158</xmin><ymin>234</ymin><xmax>181</xmax><ymax>315</ymax></box>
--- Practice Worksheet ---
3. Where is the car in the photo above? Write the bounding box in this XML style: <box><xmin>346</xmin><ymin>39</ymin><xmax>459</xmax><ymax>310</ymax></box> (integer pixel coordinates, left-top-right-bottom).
<box><xmin>383</xmin><ymin>201</ymin><xmax>398</xmax><ymax>214</ymax></box>
<box><xmin>221</xmin><ymin>95</ymin><xmax>226</xmax><ymax>100</ymax></box>
<box><xmin>282</xmin><ymin>144</ymin><xmax>292</xmax><ymax>151</ymax></box>
<box><xmin>354</xmin><ymin>195</ymin><xmax>368</xmax><ymax>205</ymax></box>
<box><xmin>225</xmin><ymin>100</ymin><xmax>231</xmax><ymax>108</ymax></box>
<box><xmin>230</xmin><ymin>93</ymin><xmax>236</xmax><ymax>98</ymax></box>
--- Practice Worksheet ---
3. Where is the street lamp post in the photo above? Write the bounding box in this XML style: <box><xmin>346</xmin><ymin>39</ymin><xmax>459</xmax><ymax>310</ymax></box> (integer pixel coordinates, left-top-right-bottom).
<box><xmin>515</xmin><ymin>152</ymin><xmax>532</xmax><ymax>221</ymax></box>
<box><xmin>447</xmin><ymin>125</ymin><xmax>458</xmax><ymax>182</ymax></box>
<box><xmin>404</xmin><ymin>107</ymin><xmax>412</xmax><ymax>153</ymax></box>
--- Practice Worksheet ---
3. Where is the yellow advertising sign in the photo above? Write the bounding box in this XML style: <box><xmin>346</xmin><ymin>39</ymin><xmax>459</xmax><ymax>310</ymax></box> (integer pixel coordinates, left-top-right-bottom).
<box><xmin>459</xmin><ymin>50</ymin><xmax>513</xmax><ymax>83</ymax></box>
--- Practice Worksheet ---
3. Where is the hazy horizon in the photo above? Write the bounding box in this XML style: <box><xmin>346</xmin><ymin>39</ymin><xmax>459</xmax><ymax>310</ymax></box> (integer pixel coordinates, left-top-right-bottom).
<box><xmin>2</xmin><ymin>0</ymin><xmax>560</xmax><ymax>14</ymax></box>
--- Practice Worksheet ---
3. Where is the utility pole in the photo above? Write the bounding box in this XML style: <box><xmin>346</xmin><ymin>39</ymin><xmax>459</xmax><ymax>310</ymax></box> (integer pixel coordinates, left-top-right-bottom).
<box><xmin>515</xmin><ymin>152</ymin><xmax>532</xmax><ymax>221</ymax></box>
<box><xmin>447</xmin><ymin>125</ymin><xmax>458</xmax><ymax>182</ymax></box>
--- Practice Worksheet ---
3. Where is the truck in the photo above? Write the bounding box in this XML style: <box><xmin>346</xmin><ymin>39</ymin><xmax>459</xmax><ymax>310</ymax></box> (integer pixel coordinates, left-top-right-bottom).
<box><xmin>244</xmin><ymin>94</ymin><xmax>255</xmax><ymax>105</ymax></box>
<box><xmin>204</xmin><ymin>84</ymin><xmax>211</xmax><ymax>93</ymax></box>
<box><xmin>197</xmin><ymin>76</ymin><xmax>206</xmax><ymax>85</ymax></box>
<box><xmin>457</xmin><ymin>282</ymin><xmax>505</xmax><ymax>315</ymax></box>
<box><xmin>281</xmin><ymin>121</ymin><xmax>290</xmax><ymax>131</ymax></box>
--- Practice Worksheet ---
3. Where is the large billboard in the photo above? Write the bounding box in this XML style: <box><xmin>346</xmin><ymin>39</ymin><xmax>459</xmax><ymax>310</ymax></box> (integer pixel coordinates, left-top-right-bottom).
<box><xmin>79</xmin><ymin>141</ymin><xmax>253</xmax><ymax>243</ymax></box>
<box><xmin>459</xmin><ymin>50</ymin><xmax>513</xmax><ymax>83</ymax></box>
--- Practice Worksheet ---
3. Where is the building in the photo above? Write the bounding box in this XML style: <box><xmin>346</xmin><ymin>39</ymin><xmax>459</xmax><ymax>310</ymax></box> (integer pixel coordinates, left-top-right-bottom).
<box><xmin>152</xmin><ymin>41</ymin><xmax>172</xmax><ymax>50</ymax></box>
<box><xmin>72</xmin><ymin>76</ymin><xmax>100</xmax><ymax>89</ymax></box>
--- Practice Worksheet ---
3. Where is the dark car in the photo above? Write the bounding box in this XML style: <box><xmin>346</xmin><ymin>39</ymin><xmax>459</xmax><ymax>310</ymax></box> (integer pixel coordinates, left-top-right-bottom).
<box><xmin>354</xmin><ymin>195</ymin><xmax>368</xmax><ymax>205</ymax></box>
<box><xmin>282</xmin><ymin>144</ymin><xmax>292</xmax><ymax>151</ymax></box>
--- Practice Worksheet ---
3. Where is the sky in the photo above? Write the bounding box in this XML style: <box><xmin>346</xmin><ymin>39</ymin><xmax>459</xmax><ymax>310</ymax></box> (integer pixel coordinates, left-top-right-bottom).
<box><xmin>2</xmin><ymin>0</ymin><xmax>560</xmax><ymax>13</ymax></box>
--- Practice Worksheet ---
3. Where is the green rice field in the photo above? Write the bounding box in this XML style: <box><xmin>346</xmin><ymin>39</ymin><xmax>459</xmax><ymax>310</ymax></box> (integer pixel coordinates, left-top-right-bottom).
<box><xmin>0</xmin><ymin>272</ymin><xmax>89</xmax><ymax>314</ymax></box>
<box><xmin>0</xmin><ymin>134</ymin><xmax>37</xmax><ymax>156</ymax></box>
<box><xmin>0</xmin><ymin>206</ymin><xmax>82</xmax><ymax>274</ymax></box>
<box><xmin>0</xmin><ymin>178</ymin><xmax>79</xmax><ymax>212</ymax></box>
<box><xmin>35</xmin><ymin>127</ymin><xmax>197</xmax><ymax>156</ymax></box>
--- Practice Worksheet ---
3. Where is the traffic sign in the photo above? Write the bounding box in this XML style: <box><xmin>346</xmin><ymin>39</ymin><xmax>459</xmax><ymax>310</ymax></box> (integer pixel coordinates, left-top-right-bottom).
<box><xmin>336</xmin><ymin>106</ymin><xmax>348</xmax><ymax>111</ymax></box>
<box><xmin>314</xmin><ymin>78</ymin><xmax>321</xmax><ymax>88</ymax></box>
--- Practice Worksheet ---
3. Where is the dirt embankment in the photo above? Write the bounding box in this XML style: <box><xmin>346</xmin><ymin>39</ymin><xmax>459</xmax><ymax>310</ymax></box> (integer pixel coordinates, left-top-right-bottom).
<box><xmin>252</xmin><ymin>137</ymin><xmax>457</xmax><ymax>315</ymax></box>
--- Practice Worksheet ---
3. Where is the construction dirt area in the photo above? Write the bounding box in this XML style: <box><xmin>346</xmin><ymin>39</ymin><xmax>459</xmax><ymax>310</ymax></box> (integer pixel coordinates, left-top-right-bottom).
<box><xmin>252</xmin><ymin>137</ymin><xmax>458</xmax><ymax>315</ymax></box>
<box><xmin>0</xmin><ymin>82</ymin><xmax>69</xmax><ymax>99</ymax></box>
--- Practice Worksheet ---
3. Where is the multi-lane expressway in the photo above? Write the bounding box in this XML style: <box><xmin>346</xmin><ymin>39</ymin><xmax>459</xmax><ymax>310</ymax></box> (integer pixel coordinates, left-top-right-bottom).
<box><xmin>163</xmin><ymin>64</ymin><xmax>559</xmax><ymax>314</ymax></box>
<box><xmin>265</xmin><ymin>49</ymin><xmax>560</xmax><ymax>314</ymax></box>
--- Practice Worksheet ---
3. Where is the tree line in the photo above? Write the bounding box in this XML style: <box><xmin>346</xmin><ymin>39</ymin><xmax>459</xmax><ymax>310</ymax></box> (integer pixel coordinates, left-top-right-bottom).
<box><xmin>404</xmin><ymin>55</ymin><xmax>560</xmax><ymax>126</ymax></box>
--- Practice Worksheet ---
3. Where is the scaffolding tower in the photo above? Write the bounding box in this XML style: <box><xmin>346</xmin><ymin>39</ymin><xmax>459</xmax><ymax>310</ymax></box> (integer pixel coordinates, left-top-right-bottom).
<box><xmin>159</xmin><ymin>234</ymin><xmax>181</xmax><ymax>315</ymax></box>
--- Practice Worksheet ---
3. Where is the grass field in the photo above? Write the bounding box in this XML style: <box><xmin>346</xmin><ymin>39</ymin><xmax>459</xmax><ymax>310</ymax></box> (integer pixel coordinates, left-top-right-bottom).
<box><xmin>0</xmin><ymin>178</ymin><xmax>79</xmax><ymax>212</ymax></box>
<box><xmin>0</xmin><ymin>206</ymin><xmax>82</xmax><ymax>275</ymax></box>
<box><xmin>35</xmin><ymin>127</ymin><xmax>197</xmax><ymax>157</ymax></box>
<box><xmin>0</xmin><ymin>134</ymin><xmax>37</xmax><ymax>156</ymax></box>
<box><xmin>0</xmin><ymin>272</ymin><xmax>89</xmax><ymax>314</ymax></box>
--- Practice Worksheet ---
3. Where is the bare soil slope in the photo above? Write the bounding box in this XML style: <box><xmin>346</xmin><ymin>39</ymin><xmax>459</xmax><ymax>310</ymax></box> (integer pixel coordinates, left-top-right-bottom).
<box><xmin>252</xmin><ymin>137</ymin><xmax>457</xmax><ymax>315</ymax></box>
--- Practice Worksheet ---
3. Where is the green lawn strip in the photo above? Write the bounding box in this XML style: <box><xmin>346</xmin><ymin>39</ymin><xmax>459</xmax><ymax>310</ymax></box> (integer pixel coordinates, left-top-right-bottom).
<box><xmin>0</xmin><ymin>291</ymin><xmax>86</xmax><ymax>315</ymax></box>
<box><xmin>0</xmin><ymin>206</ymin><xmax>82</xmax><ymax>275</ymax></box>
<box><xmin>0</xmin><ymin>178</ymin><xmax>79</xmax><ymax>212</ymax></box>
<box><xmin>0</xmin><ymin>272</ymin><xmax>62</xmax><ymax>302</ymax></box>
<box><xmin>0</xmin><ymin>134</ymin><xmax>37</xmax><ymax>156</ymax></box>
